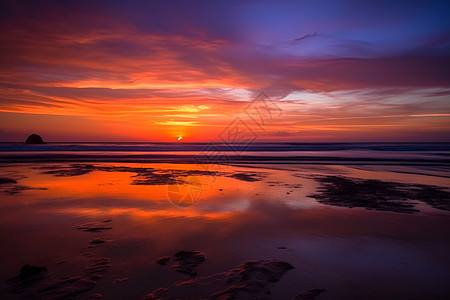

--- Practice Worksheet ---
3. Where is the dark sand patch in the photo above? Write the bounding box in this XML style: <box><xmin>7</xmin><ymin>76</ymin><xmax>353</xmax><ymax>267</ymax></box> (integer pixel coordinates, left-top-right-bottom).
<box><xmin>89</xmin><ymin>238</ymin><xmax>111</xmax><ymax>244</ymax></box>
<box><xmin>8</xmin><ymin>265</ymin><xmax>48</xmax><ymax>294</ymax></box>
<box><xmin>144</xmin><ymin>259</ymin><xmax>294</xmax><ymax>300</ymax></box>
<box><xmin>37</xmin><ymin>164</ymin><xmax>268</xmax><ymax>186</ymax></box>
<box><xmin>266</xmin><ymin>181</ymin><xmax>302</xmax><ymax>189</ymax></box>
<box><xmin>39</xmin><ymin>276</ymin><xmax>96</xmax><ymax>299</ymax></box>
<box><xmin>41</xmin><ymin>164</ymin><xmax>97</xmax><ymax>177</ymax></box>
<box><xmin>131</xmin><ymin>172</ymin><xmax>183</xmax><ymax>185</ymax></box>
<box><xmin>30</xmin><ymin>257</ymin><xmax>110</xmax><ymax>298</ymax></box>
<box><xmin>308</xmin><ymin>175</ymin><xmax>450</xmax><ymax>213</ymax></box>
<box><xmin>77</xmin><ymin>222</ymin><xmax>113</xmax><ymax>232</ymax></box>
<box><xmin>173</xmin><ymin>251</ymin><xmax>206</xmax><ymax>276</ymax></box>
<box><xmin>18</xmin><ymin>265</ymin><xmax>47</xmax><ymax>280</ymax></box>
<box><xmin>38</xmin><ymin>164</ymin><xmax>150</xmax><ymax>177</ymax></box>
<box><xmin>132</xmin><ymin>169</ymin><xmax>217</xmax><ymax>185</ymax></box>
<box><xmin>156</xmin><ymin>256</ymin><xmax>171</xmax><ymax>265</ymax></box>
<box><xmin>0</xmin><ymin>177</ymin><xmax>17</xmax><ymax>184</ymax></box>
<box><xmin>37</xmin><ymin>164</ymin><xmax>219</xmax><ymax>185</ymax></box>
<box><xmin>9</xmin><ymin>264</ymin><xmax>48</xmax><ymax>281</ymax></box>
<box><xmin>156</xmin><ymin>251</ymin><xmax>206</xmax><ymax>276</ymax></box>
<box><xmin>412</xmin><ymin>185</ymin><xmax>450</xmax><ymax>211</ymax></box>
<box><xmin>172</xmin><ymin>251</ymin><xmax>206</xmax><ymax>276</ymax></box>
<box><xmin>226</xmin><ymin>172</ymin><xmax>266</xmax><ymax>182</ymax></box>
<box><xmin>0</xmin><ymin>176</ymin><xmax>46</xmax><ymax>195</ymax></box>
<box><xmin>84</xmin><ymin>257</ymin><xmax>111</xmax><ymax>276</ymax></box>
<box><xmin>34</xmin><ymin>255</ymin><xmax>110</xmax><ymax>299</ymax></box>
<box><xmin>32</xmin><ymin>257</ymin><xmax>111</xmax><ymax>299</ymax></box>
<box><xmin>1</xmin><ymin>185</ymin><xmax>47</xmax><ymax>195</ymax></box>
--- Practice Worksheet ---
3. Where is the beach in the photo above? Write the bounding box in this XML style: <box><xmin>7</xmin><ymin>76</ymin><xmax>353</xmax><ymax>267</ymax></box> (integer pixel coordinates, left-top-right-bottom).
<box><xmin>1</xmin><ymin>144</ymin><xmax>449</xmax><ymax>299</ymax></box>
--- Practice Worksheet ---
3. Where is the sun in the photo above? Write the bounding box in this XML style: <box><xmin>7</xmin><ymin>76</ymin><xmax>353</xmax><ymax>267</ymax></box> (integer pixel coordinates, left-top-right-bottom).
<box><xmin>177</xmin><ymin>136</ymin><xmax>183</xmax><ymax>141</ymax></box>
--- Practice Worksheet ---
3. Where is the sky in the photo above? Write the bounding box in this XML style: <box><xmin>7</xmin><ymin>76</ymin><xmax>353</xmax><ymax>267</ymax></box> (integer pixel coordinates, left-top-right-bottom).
<box><xmin>0</xmin><ymin>0</ymin><xmax>449</xmax><ymax>142</ymax></box>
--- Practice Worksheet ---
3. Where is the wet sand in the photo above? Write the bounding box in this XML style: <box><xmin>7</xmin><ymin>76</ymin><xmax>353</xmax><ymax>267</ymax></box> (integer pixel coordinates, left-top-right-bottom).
<box><xmin>0</xmin><ymin>163</ymin><xmax>449</xmax><ymax>299</ymax></box>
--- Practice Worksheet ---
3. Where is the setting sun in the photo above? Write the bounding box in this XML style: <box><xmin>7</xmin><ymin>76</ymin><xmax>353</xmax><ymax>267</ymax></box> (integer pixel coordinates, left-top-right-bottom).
<box><xmin>177</xmin><ymin>136</ymin><xmax>183</xmax><ymax>141</ymax></box>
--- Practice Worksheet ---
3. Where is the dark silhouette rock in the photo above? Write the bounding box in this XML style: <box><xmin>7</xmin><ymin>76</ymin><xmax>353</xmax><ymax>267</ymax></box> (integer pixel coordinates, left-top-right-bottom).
<box><xmin>26</xmin><ymin>134</ymin><xmax>45</xmax><ymax>144</ymax></box>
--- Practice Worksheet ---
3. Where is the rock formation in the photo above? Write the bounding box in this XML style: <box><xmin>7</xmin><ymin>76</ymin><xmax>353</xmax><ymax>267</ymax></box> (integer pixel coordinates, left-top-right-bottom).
<box><xmin>25</xmin><ymin>134</ymin><xmax>45</xmax><ymax>144</ymax></box>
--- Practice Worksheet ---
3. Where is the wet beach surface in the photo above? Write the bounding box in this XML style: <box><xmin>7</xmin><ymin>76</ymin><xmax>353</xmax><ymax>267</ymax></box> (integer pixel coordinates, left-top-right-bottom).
<box><xmin>0</xmin><ymin>163</ymin><xmax>449</xmax><ymax>299</ymax></box>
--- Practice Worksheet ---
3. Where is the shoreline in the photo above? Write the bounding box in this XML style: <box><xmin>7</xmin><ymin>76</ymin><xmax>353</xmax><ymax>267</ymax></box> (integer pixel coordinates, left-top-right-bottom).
<box><xmin>1</xmin><ymin>153</ymin><xmax>450</xmax><ymax>165</ymax></box>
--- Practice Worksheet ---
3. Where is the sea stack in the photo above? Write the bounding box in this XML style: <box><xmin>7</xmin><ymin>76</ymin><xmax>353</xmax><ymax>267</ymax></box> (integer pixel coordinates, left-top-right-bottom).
<box><xmin>25</xmin><ymin>134</ymin><xmax>45</xmax><ymax>144</ymax></box>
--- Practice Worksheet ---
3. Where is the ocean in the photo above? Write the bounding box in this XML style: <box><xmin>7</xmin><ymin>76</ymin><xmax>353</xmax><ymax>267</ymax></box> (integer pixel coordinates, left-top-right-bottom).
<box><xmin>1</xmin><ymin>142</ymin><xmax>449</xmax><ymax>165</ymax></box>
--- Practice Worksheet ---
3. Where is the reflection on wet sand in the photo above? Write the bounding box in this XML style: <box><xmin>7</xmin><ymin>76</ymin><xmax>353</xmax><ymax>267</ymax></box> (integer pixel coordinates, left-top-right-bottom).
<box><xmin>0</xmin><ymin>163</ymin><xmax>449</xmax><ymax>299</ymax></box>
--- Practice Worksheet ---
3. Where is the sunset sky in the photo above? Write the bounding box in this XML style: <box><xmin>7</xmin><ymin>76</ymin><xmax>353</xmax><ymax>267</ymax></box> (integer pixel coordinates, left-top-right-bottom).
<box><xmin>1</xmin><ymin>0</ymin><xmax>449</xmax><ymax>142</ymax></box>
